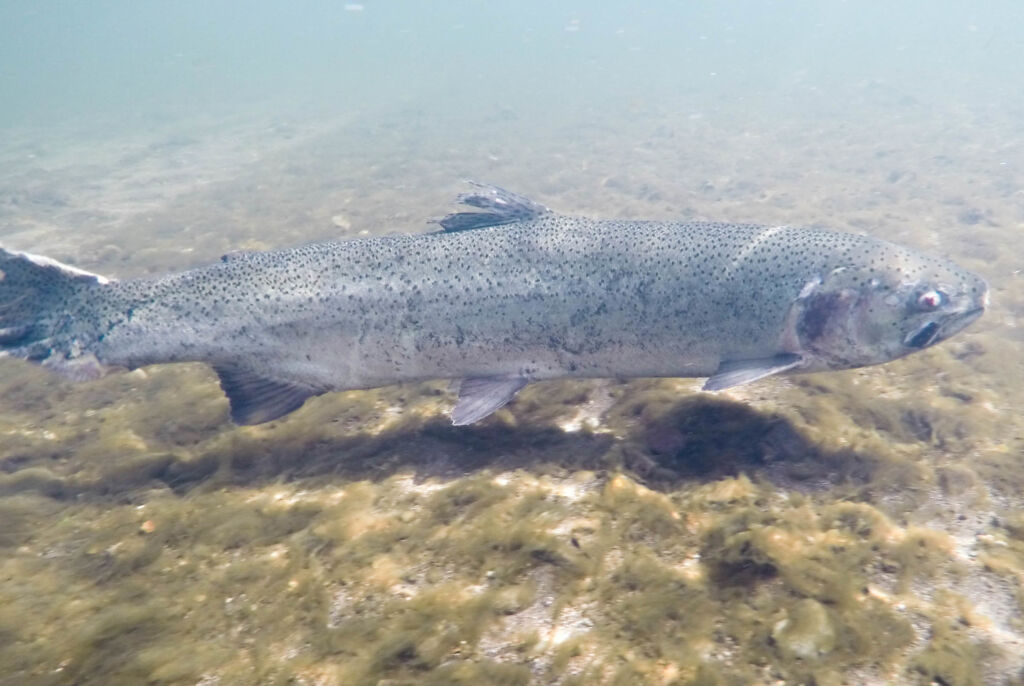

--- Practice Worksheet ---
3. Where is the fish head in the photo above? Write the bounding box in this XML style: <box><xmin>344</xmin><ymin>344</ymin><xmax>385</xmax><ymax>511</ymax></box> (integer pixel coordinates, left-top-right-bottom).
<box><xmin>788</xmin><ymin>245</ymin><xmax>988</xmax><ymax>372</ymax></box>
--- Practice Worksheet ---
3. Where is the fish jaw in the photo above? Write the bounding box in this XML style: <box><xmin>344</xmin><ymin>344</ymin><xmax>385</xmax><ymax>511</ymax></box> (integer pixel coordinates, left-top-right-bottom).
<box><xmin>905</xmin><ymin>303</ymin><xmax>985</xmax><ymax>350</ymax></box>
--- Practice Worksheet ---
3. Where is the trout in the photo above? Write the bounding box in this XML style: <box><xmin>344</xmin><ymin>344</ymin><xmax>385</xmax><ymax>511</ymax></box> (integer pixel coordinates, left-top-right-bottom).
<box><xmin>0</xmin><ymin>184</ymin><xmax>988</xmax><ymax>425</ymax></box>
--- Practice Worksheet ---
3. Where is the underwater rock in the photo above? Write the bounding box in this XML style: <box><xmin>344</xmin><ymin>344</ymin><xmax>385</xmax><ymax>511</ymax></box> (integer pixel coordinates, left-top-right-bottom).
<box><xmin>770</xmin><ymin>598</ymin><xmax>836</xmax><ymax>660</ymax></box>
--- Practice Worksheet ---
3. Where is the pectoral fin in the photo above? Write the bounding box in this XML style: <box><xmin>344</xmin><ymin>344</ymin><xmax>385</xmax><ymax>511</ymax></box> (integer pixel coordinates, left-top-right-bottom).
<box><xmin>451</xmin><ymin>376</ymin><xmax>528</xmax><ymax>425</ymax></box>
<box><xmin>702</xmin><ymin>353</ymin><xmax>802</xmax><ymax>392</ymax></box>
<box><xmin>214</xmin><ymin>365</ymin><xmax>323</xmax><ymax>425</ymax></box>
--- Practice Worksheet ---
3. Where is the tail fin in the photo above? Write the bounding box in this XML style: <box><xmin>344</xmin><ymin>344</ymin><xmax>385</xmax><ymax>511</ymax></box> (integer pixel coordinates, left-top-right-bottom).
<box><xmin>0</xmin><ymin>247</ymin><xmax>112</xmax><ymax>380</ymax></box>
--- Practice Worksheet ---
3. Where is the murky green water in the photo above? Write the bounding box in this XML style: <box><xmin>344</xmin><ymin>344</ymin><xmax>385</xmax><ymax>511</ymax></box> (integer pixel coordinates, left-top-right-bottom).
<box><xmin>2</xmin><ymin>3</ymin><xmax>1023</xmax><ymax>685</ymax></box>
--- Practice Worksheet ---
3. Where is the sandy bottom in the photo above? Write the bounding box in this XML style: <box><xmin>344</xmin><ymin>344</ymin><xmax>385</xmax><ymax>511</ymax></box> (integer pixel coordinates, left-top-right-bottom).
<box><xmin>0</xmin><ymin>93</ymin><xmax>1023</xmax><ymax>685</ymax></box>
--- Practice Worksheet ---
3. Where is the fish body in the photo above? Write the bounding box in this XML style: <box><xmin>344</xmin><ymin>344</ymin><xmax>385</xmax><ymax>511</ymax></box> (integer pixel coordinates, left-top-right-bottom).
<box><xmin>0</xmin><ymin>185</ymin><xmax>988</xmax><ymax>425</ymax></box>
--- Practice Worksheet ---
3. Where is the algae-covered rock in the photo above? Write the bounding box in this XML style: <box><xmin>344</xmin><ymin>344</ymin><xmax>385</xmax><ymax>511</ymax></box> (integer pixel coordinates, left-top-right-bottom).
<box><xmin>771</xmin><ymin>598</ymin><xmax>836</xmax><ymax>660</ymax></box>
<box><xmin>912</xmin><ymin>630</ymin><xmax>988</xmax><ymax>686</ymax></box>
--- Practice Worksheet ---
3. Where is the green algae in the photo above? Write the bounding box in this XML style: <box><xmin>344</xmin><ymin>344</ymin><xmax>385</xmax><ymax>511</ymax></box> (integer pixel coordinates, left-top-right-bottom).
<box><xmin>911</xmin><ymin>621</ymin><xmax>996</xmax><ymax>686</ymax></box>
<box><xmin>1</xmin><ymin>370</ymin><xmax>1017</xmax><ymax>685</ymax></box>
<box><xmin>0</xmin><ymin>467</ymin><xmax>68</xmax><ymax>498</ymax></box>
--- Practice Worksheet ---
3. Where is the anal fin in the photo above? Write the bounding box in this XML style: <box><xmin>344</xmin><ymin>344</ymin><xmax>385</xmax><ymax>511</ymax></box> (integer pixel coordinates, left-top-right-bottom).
<box><xmin>451</xmin><ymin>376</ymin><xmax>528</xmax><ymax>425</ymax></box>
<box><xmin>702</xmin><ymin>353</ymin><xmax>802</xmax><ymax>392</ymax></box>
<box><xmin>214</xmin><ymin>365</ymin><xmax>322</xmax><ymax>425</ymax></box>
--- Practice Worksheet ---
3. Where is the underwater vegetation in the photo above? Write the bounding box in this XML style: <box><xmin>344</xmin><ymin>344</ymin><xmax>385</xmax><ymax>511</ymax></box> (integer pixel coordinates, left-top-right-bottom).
<box><xmin>0</xmin><ymin>340</ymin><xmax>1022</xmax><ymax>685</ymax></box>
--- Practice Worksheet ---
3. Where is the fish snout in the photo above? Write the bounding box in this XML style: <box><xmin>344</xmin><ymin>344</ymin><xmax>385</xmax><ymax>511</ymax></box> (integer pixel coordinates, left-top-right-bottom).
<box><xmin>936</xmin><ymin>275</ymin><xmax>988</xmax><ymax>343</ymax></box>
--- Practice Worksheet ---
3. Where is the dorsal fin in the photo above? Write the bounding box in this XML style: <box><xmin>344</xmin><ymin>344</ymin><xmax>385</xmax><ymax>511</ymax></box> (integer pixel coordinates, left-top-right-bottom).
<box><xmin>436</xmin><ymin>182</ymin><xmax>550</xmax><ymax>232</ymax></box>
<box><xmin>220</xmin><ymin>249</ymin><xmax>260</xmax><ymax>263</ymax></box>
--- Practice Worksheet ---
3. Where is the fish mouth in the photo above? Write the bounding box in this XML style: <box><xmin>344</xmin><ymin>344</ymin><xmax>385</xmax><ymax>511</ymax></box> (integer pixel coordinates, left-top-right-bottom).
<box><xmin>905</xmin><ymin>306</ymin><xmax>985</xmax><ymax>350</ymax></box>
<box><xmin>937</xmin><ymin>306</ymin><xmax>986</xmax><ymax>343</ymax></box>
<box><xmin>944</xmin><ymin>306</ymin><xmax>986</xmax><ymax>335</ymax></box>
<box><xmin>906</xmin><ymin>321</ymin><xmax>940</xmax><ymax>348</ymax></box>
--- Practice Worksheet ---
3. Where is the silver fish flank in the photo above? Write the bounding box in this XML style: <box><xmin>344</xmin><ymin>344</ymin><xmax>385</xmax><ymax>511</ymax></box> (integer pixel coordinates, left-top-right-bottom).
<box><xmin>0</xmin><ymin>184</ymin><xmax>988</xmax><ymax>425</ymax></box>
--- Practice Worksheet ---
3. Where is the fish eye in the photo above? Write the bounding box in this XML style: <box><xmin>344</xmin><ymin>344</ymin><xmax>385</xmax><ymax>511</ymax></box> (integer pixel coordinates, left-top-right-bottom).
<box><xmin>915</xmin><ymin>289</ymin><xmax>944</xmax><ymax>311</ymax></box>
